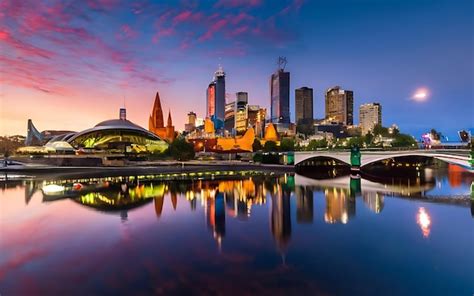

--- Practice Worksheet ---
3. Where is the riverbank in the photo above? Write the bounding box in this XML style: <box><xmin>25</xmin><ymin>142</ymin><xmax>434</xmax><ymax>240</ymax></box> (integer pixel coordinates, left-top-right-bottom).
<box><xmin>0</xmin><ymin>161</ymin><xmax>294</xmax><ymax>180</ymax></box>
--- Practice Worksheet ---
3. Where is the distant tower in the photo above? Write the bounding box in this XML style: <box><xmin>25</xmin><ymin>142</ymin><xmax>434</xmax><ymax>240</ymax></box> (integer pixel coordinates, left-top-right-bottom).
<box><xmin>235</xmin><ymin>92</ymin><xmax>248</xmax><ymax>134</ymax></box>
<box><xmin>165</xmin><ymin>110</ymin><xmax>175</xmax><ymax>141</ymax></box>
<box><xmin>325</xmin><ymin>86</ymin><xmax>354</xmax><ymax>125</ymax></box>
<box><xmin>295</xmin><ymin>87</ymin><xmax>313</xmax><ymax>124</ymax></box>
<box><xmin>185</xmin><ymin>111</ymin><xmax>197</xmax><ymax>132</ymax></box>
<box><xmin>206</xmin><ymin>65</ymin><xmax>226</xmax><ymax>123</ymax></box>
<box><xmin>359</xmin><ymin>103</ymin><xmax>382</xmax><ymax>135</ymax></box>
<box><xmin>119</xmin><ymin>108</ymin><xmax>127</xmax><ymax>120</ymax></box>
<box><xmin>270</xmin><ymin>57</ymin><xmax>290</xmax><ymax>124</ymax></box>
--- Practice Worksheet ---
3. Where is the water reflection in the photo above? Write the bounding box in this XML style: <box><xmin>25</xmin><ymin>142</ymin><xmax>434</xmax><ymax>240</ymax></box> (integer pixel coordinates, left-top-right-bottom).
<box><xmin>1</xmin><ymin>165</ymin><xmax>473</xmax><ymax>295</ymax></box>
<box><xmin>417</xmin><ymin>207</ymin><xmax>432</xmax><ymax>238</ymax></box>
<box><xmin>1</xmin><ymin>165</ymin><xmax>472</xmax><ymax>252</ymax></box>
<box><xmin>324</xmin><ymin>188</ymin><xmax>355</xmax><ymax>224</ymax></box>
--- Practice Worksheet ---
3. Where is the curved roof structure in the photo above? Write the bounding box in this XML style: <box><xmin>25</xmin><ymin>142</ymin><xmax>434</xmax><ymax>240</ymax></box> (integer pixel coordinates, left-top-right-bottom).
<box><xmin>66</xmin><ymin>118</ymin><xmax>168</xmax><ymax>153</ymax></box>
<box><xmin>68</xmin><ymin>119</ymin><xmax>163</xmax><ymax>143</ymax></box>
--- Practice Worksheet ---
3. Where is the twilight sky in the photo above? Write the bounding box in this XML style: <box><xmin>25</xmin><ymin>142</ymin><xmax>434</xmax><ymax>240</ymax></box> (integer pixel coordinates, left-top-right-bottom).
<box><xmin>1</xmin><ymin>0</ymin><xmax>473</xmax><ymax>138</ymax></box>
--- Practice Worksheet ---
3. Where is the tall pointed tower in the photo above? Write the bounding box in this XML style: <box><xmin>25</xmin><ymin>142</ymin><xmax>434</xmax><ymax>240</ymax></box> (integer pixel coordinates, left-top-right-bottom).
<box><xmin>165</xmin><ymin>110</ymin><xmax>176</xmax><ymax>141</ymax></box>
<box><xmin>149</xmin><ymin>92</ymin><xmax>175</xmax><ymax>142</ymax></box>
<box><xmin>149</xmin><ymin>92</ymin><xmax>165</xmax><ymax>132</ymax></box>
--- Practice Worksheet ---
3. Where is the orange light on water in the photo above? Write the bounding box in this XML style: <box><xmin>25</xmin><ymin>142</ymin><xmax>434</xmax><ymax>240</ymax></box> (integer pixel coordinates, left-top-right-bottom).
<box><xmin>417</xmin><ymin>207</ymin><xmax>431</xmax><ymax>238</ymax></box>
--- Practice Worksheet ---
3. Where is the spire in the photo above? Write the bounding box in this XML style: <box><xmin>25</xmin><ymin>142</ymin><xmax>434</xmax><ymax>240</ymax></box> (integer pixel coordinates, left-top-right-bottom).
<box><xmin>150</xmin><ymin>92</ymin><xmax>164</xmax><ymax>129</ymax></box>
<box><xmin>167</xmin><ymin>109</ymin><xmax>172</xmax><ymax>127</ymax></box>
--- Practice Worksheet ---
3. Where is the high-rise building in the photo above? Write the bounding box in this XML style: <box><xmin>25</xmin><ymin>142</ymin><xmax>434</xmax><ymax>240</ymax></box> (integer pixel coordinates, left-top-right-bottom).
<box><xmin>295</xmin><ymin>87</ymin><xmax>313</xmax><ymax>124</ymax></box>
<box><xmin>236</xmin><ymin>91</ymin><xmax>248</xmax><ymax>104</ymax></box>
<box><xmin>206</xmin><ymin>82</ymin><xmax>216</xmax><ymax>119</ymax></box>
<box><xmin>224</xmin><ymin>101</ymin><xmax>235</xmax><ymax>132</ymax></box>
<box><xmin>325</xmin><ymin>86</ymin><xmax>353</xmax><ymax>125</ymax></box>
<box><xmin>185</xmin><ymin>111</ymin><xmax>197</xmax><ymax>133</ymax></box>
<box><xmin>359</xmin><ymin>103</ymin><xmax>382</xmax><ymax>135</ymax></box>
<box><xmin>206</xmin><ymin>66</ymin><xmax>226</xmax><ymax>122</ymax></box>
<box><xmin>270</xmin><ymin>69</ymin><xmax>290</xmax><ymax>124</ymax></box>
<box><xmin>235</xmin><ymin>92</ymin><xmax>248</xmax><ymax>134</ymax></box>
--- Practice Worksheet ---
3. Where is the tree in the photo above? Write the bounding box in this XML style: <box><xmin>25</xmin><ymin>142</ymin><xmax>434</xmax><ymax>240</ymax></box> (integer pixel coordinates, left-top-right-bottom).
<box><xmin>430</xmin><ymin>129</ymin><xmax>441</xmax><ymax>141</ymax></box>
<box><xmin>306</xmin><ymin>139</ymin><xmax>328</xmax><ymax>150</ymax></box>
<box><xmin>391</xmin><ymin>133</ymin><xmax>417</xmax><ymax>147</ymax></box>
<box><xmin>263</xmin><ymin>141</ymin><xmax>278</xmax><ymax>152</ymax></box>
<box><xmin>364</xmin><ymin>132</ymin><xmax>374</xmax><ymax>146</ymax></box>
<box><xmin>280</xmin><ymin>138</ymin><xmax>295</xmax><ymax>151</ymax></box>
<box><xmin>347</xmin><ymin>136</ymin><xmax>364</xmax><ymax>148</ymax></box>
<box><xmin>296</xmin><ymin>123</ymin><xmax>314</xmax><ymax>136</ymax></box>
<box><xmin>168</xmin><ymin>137</ymin><xmax>195</xmax><ymax>161</ymax></box>
<box><xmin>252</xmin><ymin>139</ymin><xmax>263</xmax><ymax>152</ymax></box>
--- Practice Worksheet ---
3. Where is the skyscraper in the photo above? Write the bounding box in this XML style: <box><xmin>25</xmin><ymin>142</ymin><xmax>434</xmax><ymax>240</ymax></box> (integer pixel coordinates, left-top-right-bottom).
<box><xmin>270</xmin><ymin>64</ymin><xmax>290</xmax><ymax>124</ymax></box>
<box><xmin>206</xmin><ymin>66</ymin><xmax>226</xmax><ymax>122</ymax></box>
<box><xmin>185</xmin><ymin>111</ymin><xmax>197</xmax><ymax>132</ymax></box>
<box><xmin>325</xmin><ymin>86</ymin><xmax>354</xmax><ymax>125</ymax></box>
<box><xmin>206</xmin><ymin>82</ymin><xmax>216</xmax><ymax>118</ymax></box>
<box><xmin>295</xmin><ymin>87</ymin><xmax>313</xmax><ymax>124</ymax></box>
<box><xmin>224</xmin><ymin>101</ymin><xmax>235</xmax><ymax>132</ymax></box>
<box><xmin>235</xmin><ymin>92</ymin><xmax>248</xmax><ymax>134</ymax></box>
<box><xmin>359</xmin><ymin>103</ymin><xmax>382</xmax><ymax>135</ymax></box>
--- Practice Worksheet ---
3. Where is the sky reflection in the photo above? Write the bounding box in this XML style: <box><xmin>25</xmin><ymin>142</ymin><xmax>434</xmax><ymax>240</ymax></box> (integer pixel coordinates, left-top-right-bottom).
<box><xmin>0</xmin><ymin>169</ymin><xmax>473</xmax><ymax>295</ymax></box>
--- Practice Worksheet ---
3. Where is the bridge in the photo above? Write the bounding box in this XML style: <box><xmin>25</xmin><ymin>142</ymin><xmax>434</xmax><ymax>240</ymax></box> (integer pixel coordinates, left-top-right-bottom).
<box><xmin>294</xmin><ymin>149</ymin><xmax>473</xmax><ymax>171</ymax></box>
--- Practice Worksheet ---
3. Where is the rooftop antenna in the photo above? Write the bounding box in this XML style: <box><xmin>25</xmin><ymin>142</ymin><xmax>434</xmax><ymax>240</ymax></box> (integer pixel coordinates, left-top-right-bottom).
<box><xmin>277</xmin><ymin>56</ymin><xmax>287</xmax><ymax>71</ymax></box>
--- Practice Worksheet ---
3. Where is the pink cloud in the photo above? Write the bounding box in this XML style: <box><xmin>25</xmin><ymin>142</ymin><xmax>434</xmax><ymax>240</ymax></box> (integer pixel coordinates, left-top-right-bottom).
<box><xmin>116</xmin><ymin>24</ymin><xmax>138</xmax><ymax>40</ymax></box>
<box><xmin>152</xmin><ymin>27</ymin><xmax>175</xmax><ymax>43</ymax></box>
<box><xmin>231</xmin><ymin>12</ymin><xmax>254</xmax><ymax>25</ymax></box>
<box><xmin>198</xmin><ymin>19</ymin><xmax>228</xmax><ymax>41</ymax></box>
<box><xmin>214</xmin><ymin>0</ymin><xmax>262</xmax><ymax>8</ymax></box>
<box><xmin>228</xmin><ymin>25</ymin><xmax>249</xmax><ymax>37</ymax></box>
<box><xmin>280</xmin><ymin>0</ymin><xmax>305</xmax><ymax>15</ymax></box>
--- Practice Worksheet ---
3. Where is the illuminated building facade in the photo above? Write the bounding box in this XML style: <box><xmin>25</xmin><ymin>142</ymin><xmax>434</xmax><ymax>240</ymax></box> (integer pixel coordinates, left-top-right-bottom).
<box><xmin>295</xmin><ymin>87</ymin><xmax>314</xmax><ymax>124</ymax></box>
<box><xmin>325</xmin><ymin>86</ymin><xmax>354</xmax><ymax>125</ymax></box>
<box><xmin>185</xmin><ymin>111</ymin><xmax>197</xmax><ymax>133</ymax></box>
<box><xmin>149</xmin><ymin>92</ymin><xmax>175</xmax><ymax>142</ymax></box>
<box><xmin>359</xmin><ymin>103</ymin><xmax>382</xmax><ymax>135</ymax></box>
<box><xmin>206</xmin><ymin>82</ymin><xmax>216</xmax><ymax>119</ymax></box>
<box><xmin>224</xmin><ymin>101</ymin><xmax>235</xmax><ymax>132</ymax></box>
<box><xmin>235</xmin><ymin>92</ymin><xmax>248</xmax><ymax>135</ymax></box>
<box><xmin>207</xmin><ymin>66</ymin><xmax>226</xmax><ymax>122</ymax></box>
<box><xmin>68</xmin><ymin>118</ymin><xmax>168</xmax><ymax>153</ymax></box>
<box><xmin>270</xmin><ymin>69</ymin><xmax>290</xmax><ymax>124</ymax></box>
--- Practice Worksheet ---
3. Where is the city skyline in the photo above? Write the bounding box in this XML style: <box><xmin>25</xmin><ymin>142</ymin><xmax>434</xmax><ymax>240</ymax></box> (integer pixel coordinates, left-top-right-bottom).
<box><xmin>1</xmin><ymin>0</ymin><xmax>472</xmax><ymax>138</ymax></box>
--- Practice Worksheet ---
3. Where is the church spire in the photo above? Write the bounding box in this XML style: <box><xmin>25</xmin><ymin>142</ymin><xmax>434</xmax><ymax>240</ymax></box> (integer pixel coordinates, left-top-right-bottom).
<box><xmin>150</xmin><ymin>91</ymin><xmax>164</xmax><ymax>129</ymax></box>
<box><xmin>167</xmin><ymin>109</ymin><xmax>172</xmax><ymax>127</ymax></box>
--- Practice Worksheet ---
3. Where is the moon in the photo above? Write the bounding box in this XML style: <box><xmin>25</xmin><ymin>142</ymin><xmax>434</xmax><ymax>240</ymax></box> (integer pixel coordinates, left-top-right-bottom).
<box><xmin>412</xmin><ymin>88</ymin><xmax>429</xmax><ymax>102</ymax></box>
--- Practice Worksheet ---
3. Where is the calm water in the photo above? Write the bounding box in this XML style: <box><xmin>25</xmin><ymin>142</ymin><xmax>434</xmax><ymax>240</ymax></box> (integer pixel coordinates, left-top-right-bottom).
<box><xmin>1</xmin><ymin>166</ymin><xmax>473</xmax><ymax>295</ymax></box>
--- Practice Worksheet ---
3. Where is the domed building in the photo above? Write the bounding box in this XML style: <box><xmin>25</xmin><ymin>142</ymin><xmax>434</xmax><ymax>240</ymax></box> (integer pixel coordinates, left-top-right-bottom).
<box><xmin>67</xmin><ymin>114</ymin><xmax>168</xmax><ymax>154</ymax></box>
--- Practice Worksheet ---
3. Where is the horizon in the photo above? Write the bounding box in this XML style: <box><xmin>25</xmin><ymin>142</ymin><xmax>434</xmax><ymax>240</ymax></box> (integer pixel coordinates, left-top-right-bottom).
<box><xmin>1</xmin><ymin>0</ymin><xmax>473</xmax><ymax>139</ymax></box>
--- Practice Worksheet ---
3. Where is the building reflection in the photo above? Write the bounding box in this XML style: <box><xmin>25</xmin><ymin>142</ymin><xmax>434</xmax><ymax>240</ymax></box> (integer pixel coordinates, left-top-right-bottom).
<box><xmin>154</xmin><ymin>196</ymin><xmax>164</xmax><ymax>218</ymax></box>
<box><xmin>295</xmin><ymin>186</ymin><xmax>313</xmax><ymax>224</ymax></box>
<box><xmin>362</xmin><ymin>192</ymin><xmax>384</xmax><ymax>214</ymax></box>
<box><xmin>324</xmin><ymin>188</ymin><xmax>355</xmax><ymax>224</ymax></box>
<box><xmin>18</xmin><ymin>169</ymin><xmax>472</xmax><ymax>255</ymax></box>
<box><xmin>270</xmin><ymin>181</ymin><xmax>292</xmax><ymax>254</ymax></box>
